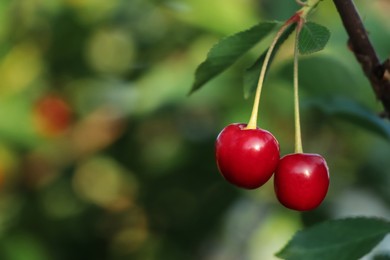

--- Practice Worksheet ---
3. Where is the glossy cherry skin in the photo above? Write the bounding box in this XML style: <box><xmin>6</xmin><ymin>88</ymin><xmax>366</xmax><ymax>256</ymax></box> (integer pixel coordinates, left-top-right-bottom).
<box><xmin>274</xmin><ymin>153</ymin><xmax>329</xmax><ymax>211</ymax></box>
<box><xmin>215</xmin><ymin>123</ymin><xmax>280</xmax><ymax>189</ymax></box>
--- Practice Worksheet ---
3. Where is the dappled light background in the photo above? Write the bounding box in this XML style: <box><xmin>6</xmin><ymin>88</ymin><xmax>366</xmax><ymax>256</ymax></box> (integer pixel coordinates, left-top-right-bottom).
<box><xmin>0</xmin><ymin>0</ymin><xmax>390</xmax><ymax>259</ymax></box>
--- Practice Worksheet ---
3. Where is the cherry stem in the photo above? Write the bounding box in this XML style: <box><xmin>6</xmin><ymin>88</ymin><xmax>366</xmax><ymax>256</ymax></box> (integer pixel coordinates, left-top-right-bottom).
<box><xmin>245</xmin><ymin>0</ymin><xmax>322</xmax><ymax>130</ymax></box>
<box><xmin>246</xmin><ymin>16</ymin><xmax>299</xmax><ymax>130</ymax></box>
<box><xmin>293</xmin><ymin>18</ymin><xmax>305</xmax><ymax>154</ymax></box>
<box><xmin>296</xmin><ymin>0</ymin><xmax>308</xmax><ymax>6</ymax></box>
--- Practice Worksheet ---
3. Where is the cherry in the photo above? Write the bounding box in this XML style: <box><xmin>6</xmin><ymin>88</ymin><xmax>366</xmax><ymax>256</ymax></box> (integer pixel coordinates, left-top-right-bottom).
<box><xmin>274</xmin><ymin>153</ymin><xmax>329</xmax><ymax>211</ymax></box>
<box><xmin>33</xmin><ymin>94</ymin><xmax>72</xmax><ymax>137</ymax></box>
<box><xmin>215</xmin><ymin>123</ymin><xmax>280</xmax><ymax>189</ymax></box>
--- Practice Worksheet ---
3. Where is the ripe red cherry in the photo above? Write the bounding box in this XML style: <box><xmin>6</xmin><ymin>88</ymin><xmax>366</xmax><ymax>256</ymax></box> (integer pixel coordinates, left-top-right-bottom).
<box><xmin>33</xmin><ymin>94</ymin><xmax>72</xmax><ymax>137</ymax></box>
<box><xmin>274</xmin><ymin>153</ymin><xmax>329</xmax><ymax>211</ymax></box>
<box><xmin>215</xmin><ymin>123</ymin><xmax>280</xmax><ymax>189</ymax></box>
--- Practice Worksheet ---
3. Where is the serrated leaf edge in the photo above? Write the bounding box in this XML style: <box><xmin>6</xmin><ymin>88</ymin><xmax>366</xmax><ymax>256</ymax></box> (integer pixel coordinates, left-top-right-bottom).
<box><xmin>190</xmin><ymin>21</ymin><xmax>281</xmax><ymax>95</ymax></box>
<box><xmin>298</xmin><ymin>22</ymin><xmax>330</xmax><ymax>55</ymax></box>
<box><xmin>276</xmin><ymin>217</ymin><xmax>390</xmax><ymax>259</ymax></box>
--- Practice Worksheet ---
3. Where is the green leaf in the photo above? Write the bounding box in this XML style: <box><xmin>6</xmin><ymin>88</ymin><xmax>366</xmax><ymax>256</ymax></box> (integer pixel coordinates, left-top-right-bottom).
<box><xmin>305</xmin><ymin>97</ymin><xmax>390</xmax><ymax>140</ymax></box>
<box><xmin>243</xmin><ymin>23</ymin><xmax>296</xmax><ymax>99</ymax></box>
<box><xmin>298</xmin><ymin>22</ymin><xmax>330</xmax><ymax>55</ymax></box>
<box><xmin>276</xmin><ymin>217</ymin><xmax>390</xmax><ymax>260</ymax></box>
<box><xmin>189</xmin><ymin>21</ymin><xmax>279</xmax><ymax>95</ymax></box>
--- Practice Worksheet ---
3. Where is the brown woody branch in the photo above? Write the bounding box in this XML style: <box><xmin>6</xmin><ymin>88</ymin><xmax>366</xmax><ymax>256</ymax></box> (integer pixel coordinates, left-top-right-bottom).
<box><xmin>333</xmin><ymin>0</ymin><xmax>390</xmax><ymax>118</ymax></box>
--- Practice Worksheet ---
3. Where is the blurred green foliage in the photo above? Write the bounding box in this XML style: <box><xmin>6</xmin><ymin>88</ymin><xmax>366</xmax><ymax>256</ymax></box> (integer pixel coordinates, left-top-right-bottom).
<box><xmin>0</xmin><ymin>0</ymin><xmax>389</xmax><ymax>259</ymax></box>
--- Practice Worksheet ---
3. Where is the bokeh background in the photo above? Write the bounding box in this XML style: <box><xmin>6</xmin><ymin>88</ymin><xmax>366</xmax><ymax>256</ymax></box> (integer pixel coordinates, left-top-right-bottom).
<box><xmin>0</xmin><ymin>0</ymin><xmax>390</xmax><ymax>259</ymax></box>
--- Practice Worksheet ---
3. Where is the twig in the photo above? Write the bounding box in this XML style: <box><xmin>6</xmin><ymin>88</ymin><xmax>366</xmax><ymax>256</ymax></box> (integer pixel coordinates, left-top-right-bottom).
<box><xmin>333</xmin><ymin>0</ymin><xmax>390</xmax><ymax>118</ymax></box>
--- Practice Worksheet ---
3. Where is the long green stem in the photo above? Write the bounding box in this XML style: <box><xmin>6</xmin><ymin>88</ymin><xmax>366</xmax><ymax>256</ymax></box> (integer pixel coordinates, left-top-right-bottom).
<box><xmin>245</xmin><ymin>0</ymin><xmax>322</xmax><ymax>130</ymax></box>
<box><xmin>293</xmin><ymin>19</ymin><xmax>304</xmax><ymax>154</ymax></box>
<box><xmin>293</xmin><ymin>0</ymin><xmax>321</xmax><ymax>152</ymax></box>
<box><xmin>302</xmin><ymin>0</ymin><xmax>324</xmax><ymax>17</ymax></box>
<box><xmin>245</xmin><ymin>21</ymin><xmax>294</xmax><ymax>130</ymax></box>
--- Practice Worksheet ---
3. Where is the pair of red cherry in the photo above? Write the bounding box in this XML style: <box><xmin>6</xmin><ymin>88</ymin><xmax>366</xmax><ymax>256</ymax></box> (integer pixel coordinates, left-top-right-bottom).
<box><xmin>215</xmin><ymin>123</ymin><xmax>329</xmax><ymax>211</ymax></box>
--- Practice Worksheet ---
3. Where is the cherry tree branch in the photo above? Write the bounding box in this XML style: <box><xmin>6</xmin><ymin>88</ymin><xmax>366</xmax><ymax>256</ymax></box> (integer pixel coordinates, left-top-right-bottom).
<box><xmin>333</xmin><ymin>0</ymin><xmax>390</xmax><ymax>118</ymax></box>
